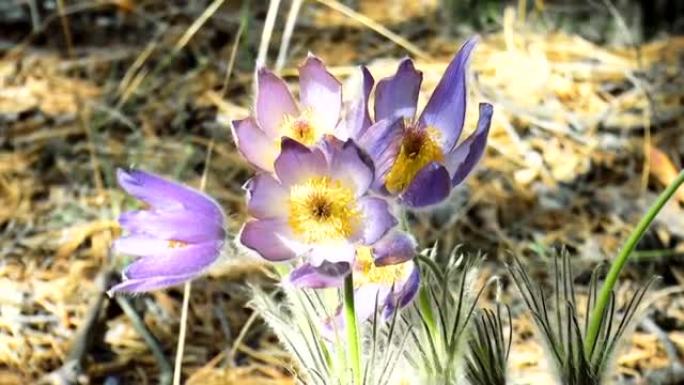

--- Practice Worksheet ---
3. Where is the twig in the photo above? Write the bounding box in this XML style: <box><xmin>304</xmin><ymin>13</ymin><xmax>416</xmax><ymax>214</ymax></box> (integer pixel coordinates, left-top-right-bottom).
<box><xmin>275</xmin><ymin>0</ymin><xmax>304</xmax><ymax>71</ymax></box>
<box><xmin>314</xmin><ymin>0</ymin><xmax>432</xmax><ymax>61</ymax></box>
<box><xmin>172</xmin><ymin>281</ymin><xmax>193</xmax><ymax>385</ymax></box>
<box><xmin>257</xmin><ymin>0</ymin><xmax>282</xmax><ymax>68</ymax></box>
<box><xmin>55</xmin><ymin>0</ymin><xmax>75</xmax><ymax>58</ymax></box>
<box><xmin>220</xmin><ymin>4</ymin><xmax>247</xmax><ymax>97</ymax></box>
<box><xmin>228</xmin><ymin>311</ymin><xmax>259</xmax><ymax>365</ymax></box>
<box><xmin>116</xmin><ymin>296</ymin><xmax>173</xmax><ymax>385</ymax></box>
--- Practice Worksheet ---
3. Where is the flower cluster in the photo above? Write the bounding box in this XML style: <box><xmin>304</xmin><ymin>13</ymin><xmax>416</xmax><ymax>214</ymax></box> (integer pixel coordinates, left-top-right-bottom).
<box><xmin>235</xmin><ymin>36</ymin><xmax>492</xmax><ymax>324</ymax></box>
<box><xmin>109</xmin><ymin>37</ymin><xmax>492</xmax><ymax>329</ymax></box>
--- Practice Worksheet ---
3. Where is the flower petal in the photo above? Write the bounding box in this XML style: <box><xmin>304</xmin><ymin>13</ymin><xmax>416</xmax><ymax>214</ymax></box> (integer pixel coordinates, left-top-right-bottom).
<box><xmin>343</xmin><ymin>65</ymin><xmax>374</xmax><ymax>139</ymax></box>
<box><xmin>446</xmin><ymin>102</ymin><xmax>492</xmax><ymax>186</ymax></box>
<box><xmin>117</xmin><ymin>169</ymin><xmax>224</xmax><ymax>223</ymax></box>
<box><xmin>240</xmin><ymin>218</ymin><xmax>297</xmax><ymax>262</ymax></box>
<box><xmin>119</xmin><ymin>210</ymin><xmax>224</xmax><ymax>243</ymax></box>
<box><xmin>399</xmin><ymin>162</ymin><xmax>451</xmax><ymax>207</ymax></box>
<box><xmin>231</xmin><ymin>117</ymin><xmax>279</xmax><ymax>172</ymax></box>
<box><xmin>357</xmin><ymin>284</ymin><xmax>393</xmax><ymax>323</ymax></box>
<box><xmin>383</xmin><ymin>262</ymin><xmax>420</xmax><ymax>319</ymax></box>
<box><xmin>328</xmin><ymin>139</ymin><xmax>374</xmax><ymax>197</ymax></box>
<box><xmin>256</xmin><ymin>68</ymin><xmax>299</xmax><ymax>137</ymax></box>
<box><xmin>288</xmin><ymin>262</ymin><xmax>348</xmax><ymax>288</ymax></box>
<box><xmin>419</xmin><ymin>37</ymin><xmax>478</xmax><ymax>151</ymax></box>
<box><xmin>306</xmin><ymin>242</ymin><xmax>357</xmax><ymax>267</ymax></box>
<box><xmin>244</xmin><ymin>173</ymin><xmax>288</xmax><ymax>219</ymax></box>
<box><xmin>108</xmin><ymin>273</ymin><xmax>195</xmax><ymax>295</ymax></box>
<box><xmin>323</xmin><ymin>284</ymin><xmax>391</xmax><ymax>339</ymax></box>
<box><xmin>375</xmin><ymin>58</ymin><xmax>422</xmax><ymax>122</ymax></box>
<box><xmin>299</xmin><ymin>55</ymin><xmax>342</xmax><ymax>132</ymax></box>
<box><xmin>121</xmin><ymin>241</ymin><xmax>221</xmax><ymax>279</ymax></box>
<box><xmin>372</xmin><ymin>231</ymin><xmax>416</xmax><ymax>266</ymax></box>
<box><xmin>357</xmin><ymin>119</ymin><xmax>403</xmax><ymax>189</ymax></box>
<box><xmin>356</xmin><ymin>197</ymin><xmax>396</xmax><ymax>244</ymax></box>
<box><xmin>274</xmin><ymin>138</ymin><xmax>328</xmax><ymax>187</ymax></box>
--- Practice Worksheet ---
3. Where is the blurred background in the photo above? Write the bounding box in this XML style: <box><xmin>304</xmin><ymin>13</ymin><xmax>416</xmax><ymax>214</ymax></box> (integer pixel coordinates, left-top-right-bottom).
<box><xmin>0</xmin><ymin>0</ymin><xmax>683</xmax><ymax>384</ymax></box>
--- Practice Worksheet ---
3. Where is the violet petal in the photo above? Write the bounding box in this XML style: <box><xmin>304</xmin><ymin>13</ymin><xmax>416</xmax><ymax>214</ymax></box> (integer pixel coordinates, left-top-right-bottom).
<box><xmin>256</xmin><ymin>68</ymin><xmax>299</xmax><ymax>137</ymax></box>
<box><xmin>375</xmin><ymin>58</ymin><xmax>422</xmax><ymax>122</ymax></box>
<box><xmin>231</xmin><ymin>117</ymin><xmax>278</xmax><ymax>171</ymax></box>
<box><xmin>244</xmin><ymin>173</ymin><xmax>288</xmax><ymax>219</ymax></box>
<box><xmin>274</xmin><ymin>138</ymin><xmax>328</xmax><ymax>187</ymax></box>
<box><xmin>419</xmin><ymin>37</ymin><xmax>478</xmax><ymax>151</ymax></box>
<box><xmin>119</xmin><ymin>210</ymin><xmax>224</xmax><ymax>243</ymax></box>
<box><xmin>288</xmin><ymin>262</ymin><xmax>348</xmax><ymax>288</ymax></box>
<box><xmin>306</xmin><ymin>242</ymin><xmax>357</xmax><ymax>267</ymax></box>
<box><xmin>372</xmin><ymin>231</ymin><xmax>417</xmax><ymax>266</ymax></box>
<box><xmin>116</xmin><ymin>169</ymin><xmax>224</xmax><ymax>223</ymax></box>
<box><xmin>328</xmin><ymin>139</ymin><xmax>374</xmax><ymax>197</ymax></box>
<box><xmin>299</xmin><ymin>55</ymin><xmax>342</xmax><ymax>132</ymax></box>
<box><xmin>446</xmin><ymin>102</ymin><xmax>493</xmax><ymax>186</ymax></box>
<box><xmin>399</xmin><ymin>162</ymin><xmax>451</xmax><ymax>207</ymax></box>
<box><xmin>240</xmin><ymin>218</ymin><xmax>297</xmax><ymax>262</ymax></box>
<box><xmin>121</xmin><ymin>241</ymin><xmax>221</xmax><ymax>279</ymax></box>
<box><xmin>108</xmin><ymin>273</ymin><xmax>195</xmax><ymax>294</ymax></box>
<box><xmin>357</xmin><ymin>119</ymin><xmax>403</xmax><ymax>189</ymax></box>
<box><xmin>383</xmin><ymin>262</ymin><xmax>420</xmax><ymax>319</ymax></box>
<box><xmin>343</xmin><ymin>65</ymin><xmax>374</xmax><ymax>139</ymax></box>
<box><xmin>356</xmin><ymin>197</ymin><xmax>396</xmax><ymax>245</ymax></box>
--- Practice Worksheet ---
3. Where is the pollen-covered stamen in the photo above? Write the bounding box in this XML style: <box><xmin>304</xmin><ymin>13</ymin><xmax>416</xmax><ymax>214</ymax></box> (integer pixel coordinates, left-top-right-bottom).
<box><xmin>384</xmin><ymin>122</ymin><xmax>445</xmax><ymax>194</ymax></box>
<box><xmin>278</xmin><ymin>109</ymin><xmax>327</xmax><ymax>146</ymax></box>
<box><xmin>288</xmin><ymin>176</ymin><xmax>361</xmax><ymax>244</ymax></box>
<box><xmin>354</xmin><ymin>246</ymin><xmax>413</xmax><ymax>287</ymax></box>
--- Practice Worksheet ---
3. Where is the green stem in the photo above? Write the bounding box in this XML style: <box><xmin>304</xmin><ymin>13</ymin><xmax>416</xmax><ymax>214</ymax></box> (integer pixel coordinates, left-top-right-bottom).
<box><xmin>344</xmin><ymin>274</ymin><xmax>362</xmax><ymax>385</ymax></box>
<box><xmin>584</xmin><ymin>170</ymin><xmax>684</xmax><ymax>355</ymax></box>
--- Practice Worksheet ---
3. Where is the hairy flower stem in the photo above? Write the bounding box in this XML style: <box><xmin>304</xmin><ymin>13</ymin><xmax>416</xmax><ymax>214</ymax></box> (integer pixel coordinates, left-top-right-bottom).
<box><xmin>585</xmin><ymin>170</ymin><xmax>684</xmax><ymax>355</ymax></box>
<box><xmin>344</xmin><ymin>274</ymin><xmax>362</xmax><ymax>385</ymax></box>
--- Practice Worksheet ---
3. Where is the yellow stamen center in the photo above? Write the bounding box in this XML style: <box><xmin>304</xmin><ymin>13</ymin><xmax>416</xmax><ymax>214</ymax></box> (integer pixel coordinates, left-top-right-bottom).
<box><xmin>288</xmin><ymin>176</ymin><xmax>360</xmax><ymax>244</ymax></box>
<box><xmin>354</xmin><ymin>246</ymin><xmax>413</xmax><ymax>287</ymax></box>
<box><xmin>384</xmin><ymin>123</ymin><xmax>445</xmax><ymax>194</ymax></box>
<box><xmin>278</xmin><ymin>109</ymin><xmax>326</xmax><ymax>146</ymax></box>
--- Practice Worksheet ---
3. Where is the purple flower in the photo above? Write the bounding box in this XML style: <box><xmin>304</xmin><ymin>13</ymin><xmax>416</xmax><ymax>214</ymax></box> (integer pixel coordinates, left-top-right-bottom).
<box><xmin>288</xmin><ymin>231</ymin><xmax>419</xmax><ymax>332</ymax></box>
<box><xmin>239</xmin><ymin>137</ymin><xmax>397</xmax><ymax>269</ymax></box>
<box><xmin>231</xmin><ymin>55</ymin><xmax>345</xmax><ymax>172</ymax></box>
<box><xmin>109</xmin><ymin>169</ymin><xmax>226</xmax><ymax>294</ymax></box>
<box><xmin>353</xmin><ymin>37</ymin><xmax>493</xmax><ymax>207</ymax></box>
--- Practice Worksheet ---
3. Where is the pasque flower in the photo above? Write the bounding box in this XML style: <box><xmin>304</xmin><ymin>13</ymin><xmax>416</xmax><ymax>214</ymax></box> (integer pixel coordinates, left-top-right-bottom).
<box><xmin>353</xmin><ymin>37</ymin><xmax>494</xmax><ymax>207</ymax></box>
<box><xmin>289</xmin><ymin>231</ymin><xmax>420</xmax><ymax>329</ymax></box>
<box><xmin>109</xmin><ymin>169</ymin><xmax>226</xmax><ymax>294</ymax></box>
<box><xmin>239</xmin><ymin>137</ymin><xmax>397</xmax><ymax>270</ymax></box>
<box><xmin>232</xmin><ymin>55</ymin><xmax>345</xmax><ymax>172</ymax></box>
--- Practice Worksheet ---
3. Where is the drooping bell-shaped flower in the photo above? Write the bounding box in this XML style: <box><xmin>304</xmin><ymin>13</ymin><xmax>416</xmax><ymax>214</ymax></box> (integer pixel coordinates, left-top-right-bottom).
<box><xmin>239</xmin><ymin>137</ymin><xmax>397</xmax><ymax>271</ymax></box>
<box><xmin>289</xmin><ymin>231</ymin><xmax>420</xmax><ymax>330</ymax></box>
<box><xmin>231</xmin><ymin>55</ymin><xmax>345</xmax><ymax>172</ymax></box>
<box><xmin>353</xmin><ymin>37</ymin><xmax>493</xmax><ymax>208</ymax></box>
<box><xmin>109</xmin><ymin>169</ymin><xmax>226</xmax><ymax>294</ymax></box>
